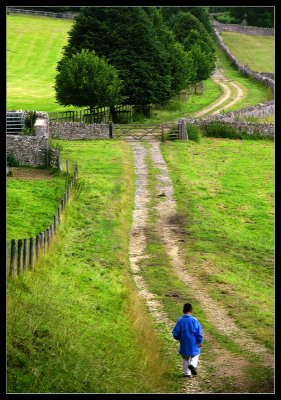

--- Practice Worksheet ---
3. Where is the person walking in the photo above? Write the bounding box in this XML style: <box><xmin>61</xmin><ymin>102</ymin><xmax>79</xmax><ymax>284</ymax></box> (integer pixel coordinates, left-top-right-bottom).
<box><xmin>172</xmin><ymin>303</ymin><xmax>203</xmax><ymax>377</ymax></box>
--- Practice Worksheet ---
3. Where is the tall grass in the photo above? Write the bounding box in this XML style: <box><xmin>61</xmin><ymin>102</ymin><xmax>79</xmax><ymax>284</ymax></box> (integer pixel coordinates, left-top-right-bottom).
<box><xmin>7</xmin><ymin>140</ymin><xmax>177</xmax><ymax>393</ymax></box>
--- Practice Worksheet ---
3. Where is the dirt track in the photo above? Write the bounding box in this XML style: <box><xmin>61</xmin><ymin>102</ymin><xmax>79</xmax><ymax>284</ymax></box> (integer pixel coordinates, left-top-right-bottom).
<box><xmin>193</xmin><ymin>67</ymin><xmax>244</xmax><ymax>118</ymax></box>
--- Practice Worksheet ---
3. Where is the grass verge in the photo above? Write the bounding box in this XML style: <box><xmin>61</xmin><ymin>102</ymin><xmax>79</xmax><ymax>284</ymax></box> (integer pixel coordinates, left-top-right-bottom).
<box><xmin>7</xmin><ymin>140</ymin><xmax>175</xmax><ymax>393</ymax></box>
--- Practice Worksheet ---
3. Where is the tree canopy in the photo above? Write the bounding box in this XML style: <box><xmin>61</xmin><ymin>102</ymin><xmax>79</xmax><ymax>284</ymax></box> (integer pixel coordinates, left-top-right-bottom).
<box><xmin>55</xmin><ymin>49</ymin><xmax>124</xmax><ymax>116</ymax></box>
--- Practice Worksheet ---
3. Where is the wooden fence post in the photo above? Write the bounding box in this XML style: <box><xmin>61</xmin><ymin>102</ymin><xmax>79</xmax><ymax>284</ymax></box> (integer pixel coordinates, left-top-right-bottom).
<box><xmin>57</xmin><ymin>206</ymin><xmax>61</xmax><ymax>223</ymax></box>
<box><xmin>40</xmin><ymin>232</ymin><xmax>45</xmax><ymax>253</ymax></box>
<box><xmin>46</xmin><ymin>228</ymin><xmax>50</xmax><ymax>249</ymax></box>
<box><xmin>36</xmin><ymin>234</ymin><xmax>41</xmax><ymax>262</ymax></box>
<box><xmin>23</xmin><ymin>238</ymin><xmax>28</xmax><ymax>271</ymax></box>
<box><xmin>66</xmin><ymin>159</ymin><xmax>69</xmax><ymax>174</ymax></box>
<box><xmin>109</xmin><ymin>121</ymin><xmax>113</xmax><ymax>138</ymax></box>
<box><xmin>161</xmin><ymin>124</ymin><xmax>164</xmax><ymax>142</ymax></box>
<box><xmin>54</xmin><ymin>215</ymin><xmax>57</xmax><ymax>233</ymax></box>
<box><xmin>17</xmin><ymin>239</ymin><xmax>23</xmax><ymax>275</ymax></box>
<box><xmin>29</xmin><ymin>237</ymin><xmax>34</xmax><ymax>271</ymax></box>
<box><xmin>10</xmin><ymin>239</ymin><xmax>16</xmax><ymax>276</ymax></box>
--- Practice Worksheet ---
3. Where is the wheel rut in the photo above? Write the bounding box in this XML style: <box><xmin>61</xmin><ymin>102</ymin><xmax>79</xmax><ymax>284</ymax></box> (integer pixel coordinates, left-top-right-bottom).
<box><xmin>128</xmin><ymin>138</ymin><xmax>274</xmax><ymax>393</ymax></box>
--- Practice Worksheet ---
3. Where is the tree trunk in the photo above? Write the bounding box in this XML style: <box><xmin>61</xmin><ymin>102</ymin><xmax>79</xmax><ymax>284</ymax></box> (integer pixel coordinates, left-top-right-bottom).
<box><xmin>110</xmin><ymin>106</ymin><xmax>118</xmax><ymax>123</ymax></box>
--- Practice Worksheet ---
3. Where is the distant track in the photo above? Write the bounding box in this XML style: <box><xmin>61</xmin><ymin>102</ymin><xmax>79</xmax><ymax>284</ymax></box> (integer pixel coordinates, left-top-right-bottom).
<box><xmin>193</xmin><ymin>67</ymin><xmax>244</xmax><ymax>118</ymax></box>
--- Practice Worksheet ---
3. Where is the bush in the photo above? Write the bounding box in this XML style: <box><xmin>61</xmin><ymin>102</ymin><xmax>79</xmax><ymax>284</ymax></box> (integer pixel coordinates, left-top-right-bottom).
<box><xmin>202</xmin><ymin>121</ymin><xmax>247</xmax><ymax>139</ymax></box>
<box><xmin>7</xmin><ymin>152</ymin><xmax>20</xmax><ymax>167</ymax></box>
<box><xmin>201</xmin><ymin>121</ymin><xmax>273</xmax><ymax>141</ymax></box>
<box><xmin>187</xmin><ymin>123</ymin><xmax>202</xmax><ymax>142</ymax></box>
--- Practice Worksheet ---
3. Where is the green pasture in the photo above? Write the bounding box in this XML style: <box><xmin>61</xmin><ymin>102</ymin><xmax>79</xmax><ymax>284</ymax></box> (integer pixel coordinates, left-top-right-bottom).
<box><xmin>7</xmin><ymin>170</ymin><xmax>66</xmax><ymax>240</ymax></box>
<box><xmin>161</xmin><ymin>138</ymin><xmax>274</xmax><ymax>351</ymax></box>
<box><xmin>7</xmin><ymin>14</ymin><xmax>75</xmax><ymax>112</ymax></box>
<box><xmin>221</xmin><ymin>32</ymin><xmax>274</xmax><ymax>73</ymax></box>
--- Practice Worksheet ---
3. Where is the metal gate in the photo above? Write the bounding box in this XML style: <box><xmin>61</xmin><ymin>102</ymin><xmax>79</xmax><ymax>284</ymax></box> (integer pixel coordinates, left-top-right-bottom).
<box><xmin>6</xmin><ymin>111</ymin><xmax>25</xmax><ymax>134</ymax></box>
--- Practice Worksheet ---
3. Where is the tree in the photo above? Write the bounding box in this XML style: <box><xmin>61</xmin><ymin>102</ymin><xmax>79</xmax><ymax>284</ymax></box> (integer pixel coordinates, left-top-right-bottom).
<box><xmin>61</xmin><ymin>7</ymin><xmax>176</xmax><ymax>111</ymax></box>
<box><xmin>169</xmin><ymin>12</ymin><xmax>216</xmax><ymax>83</ymax></box>
<box><xmin>55</xmin><ymin>49</ymin><xmax>124</xmax><ymax>122</ymax></box>
<box><xmin>144</xmin><ymin>7</ymin><xmax>195</xmax><ymax>95</ymax></box>
<box><xmin>161</xmin><ymin>7</ymin><xmax>214</xmax><ymax>36</ymax></box>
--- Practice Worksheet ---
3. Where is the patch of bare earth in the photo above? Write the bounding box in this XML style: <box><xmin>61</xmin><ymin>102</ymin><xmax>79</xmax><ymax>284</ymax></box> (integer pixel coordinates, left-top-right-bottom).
<box><xmin>8</xmin><ymin>167</ymin><xmax>52</xmax><ymax>180</ymax></box>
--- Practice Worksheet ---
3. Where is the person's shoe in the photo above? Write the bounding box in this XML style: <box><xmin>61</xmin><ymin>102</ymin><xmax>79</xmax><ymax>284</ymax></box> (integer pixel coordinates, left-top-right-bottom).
<box><xmin>188</xmin><ymin>365</ymin><xmax>197</xmax><ymax>375</ymax></box>
<box><xmin>183</xmin><ymin>373</ymin><xmax>192</xmax><ymax>378</ymax></box>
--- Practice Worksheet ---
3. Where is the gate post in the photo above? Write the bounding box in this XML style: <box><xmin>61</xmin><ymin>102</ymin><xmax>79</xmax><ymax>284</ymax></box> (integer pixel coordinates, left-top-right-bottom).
<box><xmin>109</xmin><ymin>121</ymin><xmax>113</xmax><ymax>138</ymax></box>
<box><xmin>178</xmin><ymin>119</ymin><xmax>188</xmax><ymax>140</ymax></box>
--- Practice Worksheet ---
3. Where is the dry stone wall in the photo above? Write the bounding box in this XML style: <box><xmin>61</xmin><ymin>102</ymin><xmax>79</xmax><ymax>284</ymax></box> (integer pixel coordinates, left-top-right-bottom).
<box><xmin>49</xmin><ymin>121</ymin><xmax>109</xmax><ymax>140</ymax></box>
<box><xmin>7</xmin><ymin>111</ymin><xmax>49</xmax><ymax>167</ymax></box>
<box><xmin>213</xmin><ymin>21</ymin><xmax>274</xmax><ymax>36</ymax></box>
<box><xmin>215</xmin><ymin>29</ymin><xmax>274</xmax><ymax>92</ymax></box>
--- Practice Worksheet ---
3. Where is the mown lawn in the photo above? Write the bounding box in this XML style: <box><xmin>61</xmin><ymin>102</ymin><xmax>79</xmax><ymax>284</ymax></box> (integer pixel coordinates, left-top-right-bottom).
<box><xmin>161</xmin><ymin>138</ymin><xmax>274</xmax><ymax>350</ymax></box>
<box><xmin>7</xmin><ymin>14</ymin><xmax>77</xmax><ymax>112</ymax></box>
<box><xmin>221</xmin><ymin>32</ymin><xmax>274</xmax><ymax>73</ymax></box>
<box><xmin>7</xmin><ymin>140</ymin><xmax>179</xmax><ymax>394</ymax></box>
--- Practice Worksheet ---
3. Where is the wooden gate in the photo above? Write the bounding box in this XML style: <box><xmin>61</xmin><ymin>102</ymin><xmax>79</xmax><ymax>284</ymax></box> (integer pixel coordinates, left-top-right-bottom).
<box><xmin>111</xmin><ymin>122</ymin><xmax>184</xmax><ymax>141</ymax></box>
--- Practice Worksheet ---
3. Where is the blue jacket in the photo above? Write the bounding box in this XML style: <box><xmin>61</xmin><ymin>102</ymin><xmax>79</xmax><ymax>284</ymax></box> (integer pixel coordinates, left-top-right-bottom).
<box><xmin>172</xmin><ymin>314</ymin><xmax>203</xmax><ymax>357</ymax></box>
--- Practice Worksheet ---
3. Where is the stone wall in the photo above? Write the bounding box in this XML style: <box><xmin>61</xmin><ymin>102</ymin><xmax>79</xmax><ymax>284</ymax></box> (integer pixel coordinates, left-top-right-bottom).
<box><xmin>6</xmin><ymin>111</ymin><xmax>49</xmax><ymax>167</ymax></box>
<box><xmin>215</xmin><ymin>29</ymin><xmax>274</xmax><ymax>92</ymax></box>
<box><xmin>49</xmin><ymin>121</ymin><xmax>109</xmax><ymax>140</ymax></box>
<box><xmin>6</xmin><ymin>135</ymin><xmax>49</xmax><ymax>166</ymax></box>
<box><xmin>209</xmin><ymin>101</ymin><xmax>274</xmax><ymax>120</ymax></box>
<box><xmin>187</xmin><ymin>116</ymin><xmax>274</xmax><ymax>139</ymax></box>
<box><xmin>213</xmin><ymin>21</ymin><xmax>274</xmax><ymax>36</ymax></box>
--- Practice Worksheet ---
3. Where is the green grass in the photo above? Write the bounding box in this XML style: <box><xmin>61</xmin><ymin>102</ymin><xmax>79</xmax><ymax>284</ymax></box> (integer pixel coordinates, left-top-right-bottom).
<box><xmin>136</xmin><ymin>142</ymin><xmax>274</xmax><ymax>392</ymax></box>
<box><xmin>7</xmin><ymin>14</ymin><xmax>78</xmax><ymax>112</ymax></box>
<box><xmin>142</xmin><ymin>79</ymin><xmax>223</xmax><ymax>123</ymax></box>
<box><xmin>7</xmin><ymin>140</ymin><xmax>178</xmax><ymax>393</ymax></box>
<box><xmin>215</xmin><ymin>45</ymin><xmax>273</xmax><ymax>112</ymax></box>
<box><xmin>161</xmin><ymin>138</ymin><xmax>274</xmax><ymax>351</ymax></box>
<box><xmin>221</xmin><ymin>32</ymin><xmax>274</xmax><ymax>73</ymax></box>
<box><xmin>7</xmin><ymin>170</ymin><xmax>66</xmax><ymax>240</ymax></box>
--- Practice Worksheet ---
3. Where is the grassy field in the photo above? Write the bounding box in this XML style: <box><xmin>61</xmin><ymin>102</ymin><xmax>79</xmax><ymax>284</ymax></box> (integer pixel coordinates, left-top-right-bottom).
<box><xmin>7</xmin><ymin>14</ymin><xmax>223</xmax><ymax>119</ymax></box>
<box><xmin>7</xmin><ymin>140</ymin><xmax>179</xmax><ymax>394</ymax></box>
<box><xmin>7</xmin><ymin>170</ymin><xmax>66</xmax><ymax>240</ymax></box>
<box><xmin>161</xmin><ymin>138</ymin><xmax>274</xmax><ymax>351</ymax></box>
<box><xmin>215</xmin><ymin>45</ymin><xmax>273</xmax><ymax>112</ymax></box>
<box><xmin>221</xmin><ymin>32</ymin><xmax>274</xmax><ymax>73</ymax></box>
<box><xmin>7</xmin><ymin>14</ymin><xmax>76</xmax><ymax>112</ymax></box>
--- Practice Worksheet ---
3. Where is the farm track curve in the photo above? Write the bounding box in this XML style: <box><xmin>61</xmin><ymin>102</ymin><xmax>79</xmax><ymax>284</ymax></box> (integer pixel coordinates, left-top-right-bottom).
<box><xmin>193</xmin><ymin>67</ymin><xmax>244</xmax><ymax>118</ymax></box>
<box><xmin>127</xmin><ymin>64</ymin><xmax>273</xmax><ymax>392</ymax></box>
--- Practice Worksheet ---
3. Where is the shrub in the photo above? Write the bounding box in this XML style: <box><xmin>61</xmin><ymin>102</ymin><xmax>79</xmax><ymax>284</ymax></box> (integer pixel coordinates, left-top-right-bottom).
<box><xmin>187</xmin><ymin>123</ymin><xmax>202</xmax><ymax>142</ymax></box>
<box><xmin>7</xmin><ymin>152</ymin><xmax>20</xmax><ymax>167</ymax></box>
<box><xmin>202</xmin><ymin>121</ymin><xmax>247</xmax><ymax>139</ymax></box>
<box><xmin>201</xmin><ymin>121</ymin><xmax>273</xmax><ymax>141</ymax></box>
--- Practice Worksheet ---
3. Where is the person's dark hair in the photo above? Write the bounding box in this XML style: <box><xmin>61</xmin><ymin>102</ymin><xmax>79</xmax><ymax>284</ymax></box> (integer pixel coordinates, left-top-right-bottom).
<box><xmin>183</xmin><ymin>303</ymin><xmax>192</xmax><ymax>313</ymax></box>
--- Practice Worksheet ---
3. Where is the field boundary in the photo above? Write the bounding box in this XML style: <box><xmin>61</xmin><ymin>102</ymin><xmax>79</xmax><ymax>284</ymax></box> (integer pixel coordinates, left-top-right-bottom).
<box><xmin>214</xmin><ymin>29</ymin><xmax>274</xmax><ymax>92</ymax></box>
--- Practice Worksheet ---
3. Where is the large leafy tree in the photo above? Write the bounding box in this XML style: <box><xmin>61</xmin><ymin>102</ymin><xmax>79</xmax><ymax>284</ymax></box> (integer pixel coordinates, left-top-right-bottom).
<box><xmin>144</xmin><ymin>7</ymin><xmax>195</xmax><ymax>95</ymax></box>
<box><xmin>161</xmin><ymin>7</ymin><xmax>214</xmax><ymax>36</ymax></box>
<box><xmin>168</xmin><ymin>11</ymin><xmax>216</xmax><ymax>83</ymax></box>
<box><xmin>61</xmin><ymin>7</ymin><xmax>176</xmax><ymax>110</ymax></box>
<box><xmin>55</xmin><ymin>49</ymin><xmax>124</xmax><ymax>121</ymax></box>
